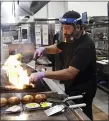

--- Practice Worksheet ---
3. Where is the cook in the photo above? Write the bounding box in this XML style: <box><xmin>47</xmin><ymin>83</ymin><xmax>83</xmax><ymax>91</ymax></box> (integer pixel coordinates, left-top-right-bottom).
<box><xmin>29</xmin><ymin>10</ymin><xmax>97</xmax><ymax>120</ymax></box>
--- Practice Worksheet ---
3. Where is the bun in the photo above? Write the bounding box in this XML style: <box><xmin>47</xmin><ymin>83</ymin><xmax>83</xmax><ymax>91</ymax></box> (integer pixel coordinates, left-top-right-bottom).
<box><xmin>8</xmin><ymin>96</ymin><xmax>20</xmax><ymax>105</ymax></box>
<box><xmin>0</xmin><ymin>98</ymin><xmax>7</xmax><ymax>107</ymax></box>
<box><xmin>35</xmin><ymin>94</ymin><xmax>47</xmax><ymax>103</ymax></box>
<box><xmin>22</xmin><ymin>95</ymin><xmax>34</xmax><ymax>104</ymax></box>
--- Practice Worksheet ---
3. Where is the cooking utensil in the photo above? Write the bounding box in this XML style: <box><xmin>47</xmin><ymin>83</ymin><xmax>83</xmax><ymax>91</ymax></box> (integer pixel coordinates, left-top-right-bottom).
<box><xmin>47</xmin><ymin>95</ymin><xmax>83</xmax><ymax>103</ymax></box>
<box><xmin>34</xmin><ymin>56</ymin><xmax>52</xmax><ymax>66</ymax></box>
<box><xmin>44</xmin><ymin>103</ymin><xmax>86</xmax><ymax>116</ymax></box>
<box><xmin>33</xmin><ymin>58</ymin><xmax>38</xmax><ymax>69</ymax></box>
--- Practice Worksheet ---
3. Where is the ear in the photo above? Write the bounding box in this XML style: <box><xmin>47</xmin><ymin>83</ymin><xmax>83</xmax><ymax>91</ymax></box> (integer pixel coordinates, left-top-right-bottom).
<box><xmin>75</xmin><ymin>25</ymin><xmax>81</xmax><ymax>31</ymax></box>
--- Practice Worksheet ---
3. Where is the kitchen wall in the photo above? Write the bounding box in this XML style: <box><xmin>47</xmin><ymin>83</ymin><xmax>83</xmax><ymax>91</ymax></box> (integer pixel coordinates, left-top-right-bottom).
<box><xmin>68</xmin><ymin>2</ymin><xmax>108</xmax><ymax>17</ymax></box>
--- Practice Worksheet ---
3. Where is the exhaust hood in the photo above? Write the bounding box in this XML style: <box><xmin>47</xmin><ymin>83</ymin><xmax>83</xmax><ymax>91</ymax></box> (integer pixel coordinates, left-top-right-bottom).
<box><xmin>16</xmin><ymin>1</ymin><xmax>50</xmax><ymax>16</ymax></box>
<box><xmin>1</xmin><ymin>1</ymin><xmax>50</xmax><ymax>24</ymax></box>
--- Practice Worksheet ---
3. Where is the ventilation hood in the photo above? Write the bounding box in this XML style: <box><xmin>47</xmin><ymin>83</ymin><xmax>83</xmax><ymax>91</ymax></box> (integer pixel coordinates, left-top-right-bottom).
<box><xmin>16</xmin><ymin>1</ymin><xmax>50</xmax><ymax>16</ymax></box>
<box><xmin>1</xmin><ymin>1</ymin><xmax>50</xmax><ymax>24</ymax></box>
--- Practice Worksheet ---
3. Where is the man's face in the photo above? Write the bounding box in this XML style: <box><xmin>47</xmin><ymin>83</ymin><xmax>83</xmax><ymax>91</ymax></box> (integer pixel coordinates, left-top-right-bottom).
<box><xmin>62</xmin><ymin>24</ymin><xmax>74</xmax><ymax>35</ymax></box>
<box><xmin>62</xmin><ymin>24</ymin><xmax>82</xmax><ymax>41</ymax></box>
<box><xmin>62</xmin><ymin>24</ymin><xmax>74</xmax><ymax>41</ymax></box>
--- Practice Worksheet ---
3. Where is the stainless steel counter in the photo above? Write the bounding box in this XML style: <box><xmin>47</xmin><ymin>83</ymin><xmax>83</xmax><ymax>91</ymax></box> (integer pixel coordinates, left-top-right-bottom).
<box><xmin>0</xmin><ymin>61</ymin><xmax>91</xmax><ymax>121</ymax></box>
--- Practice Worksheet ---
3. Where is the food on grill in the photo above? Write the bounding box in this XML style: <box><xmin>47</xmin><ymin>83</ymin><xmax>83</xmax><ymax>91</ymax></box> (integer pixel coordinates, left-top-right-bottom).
<box><xmin>35</xmin><ymin>94</ymin><xmax>47</xmax><ymax>103</ymax></box>
<box><xmin>0</xmin><ymin>98</ymin><xmax>8</xmax><ymax>107</ymax></box>
<box><xmin>25</xmin><ymin>103</ymin><xmax>40</xmax><ymax>109</ymax></box>
<box><xmin>8</xmin><ymin>96</ymin><xmax>20</xmax><ymax>105</ymax></box>
<box><xmin>5</xmin><ymin>85</ymin><xmax>18</xmax><ymax>90</ymax></box>
<box><xmin>22</xmin><ymin>95</ymin><xmax>34</xmax><ymax>104</ymax></box>
<box><xmin>5</xmin><ymin>105</ymin><xmax>22</xmax><ymax>113</ymax></box>
<box><xmin>23</xmin><ymin>84</ymin><xmax>34</xmax><ymax>89</ymax></box>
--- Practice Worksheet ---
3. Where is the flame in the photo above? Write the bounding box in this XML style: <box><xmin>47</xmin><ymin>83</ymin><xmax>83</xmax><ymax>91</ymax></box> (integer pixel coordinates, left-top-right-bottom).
<box><xmin>3</xmin><ymin>53</ymin><xmax>29</xmax><ymax>89</ymax></box>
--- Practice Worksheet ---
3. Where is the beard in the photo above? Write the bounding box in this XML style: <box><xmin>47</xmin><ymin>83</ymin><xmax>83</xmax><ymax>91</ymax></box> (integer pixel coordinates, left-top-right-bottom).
<box><xmin>72</xmin><ymin>30</ymin><xmax>83</xmax><ymax>39</ymax></box>
<box><xmin>64</xmin><ymin>33</ymin><xmax>74</xmax><ymax>42</ymax></box>
<box><xmin>64</xmin><ymin>30</ymin><xmax>83</xmax><ymax>43</ymax></box>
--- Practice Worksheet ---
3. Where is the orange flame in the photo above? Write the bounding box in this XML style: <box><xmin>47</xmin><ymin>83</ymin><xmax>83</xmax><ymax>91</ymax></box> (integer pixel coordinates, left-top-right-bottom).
<box><xmin>3</xmin><ymin>54</ymin><xmax>29</xmax><ymax>89</ymax></box>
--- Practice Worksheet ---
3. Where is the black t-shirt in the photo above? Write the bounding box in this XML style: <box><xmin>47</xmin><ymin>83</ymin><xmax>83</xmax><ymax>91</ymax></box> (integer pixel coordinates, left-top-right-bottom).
<box><xmin>57</xmin><ymin>34</ymin><xmax>97</xmax><ymax>97</ymax></box>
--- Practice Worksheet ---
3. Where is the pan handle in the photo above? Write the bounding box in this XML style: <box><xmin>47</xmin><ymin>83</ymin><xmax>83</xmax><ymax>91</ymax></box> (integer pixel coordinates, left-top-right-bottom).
<box><xmin>63</xmin><ymin>95</ymin><xmax>83</xmax><ymax>102</ymax></box>
<box><xmin>69</xmin><ymin>103</ymin><xmax>86</xmax><ymax>109</ymax></box>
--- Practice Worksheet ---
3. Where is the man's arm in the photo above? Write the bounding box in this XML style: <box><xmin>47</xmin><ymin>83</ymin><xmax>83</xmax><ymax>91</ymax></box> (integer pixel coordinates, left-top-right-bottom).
<box><xmin>44</xmin><ymin>66</ymin><xmax>79</xmax><ymax>80</ymax></box>
<box><xmin>44</xmin><ymin>44</ymin><xmax>94</xmax><ymax>81</ymax></box>
<box><xmin>45</xmin><ymin>44</ymin><xmax>62</xmax><ymax>54</ymax></box>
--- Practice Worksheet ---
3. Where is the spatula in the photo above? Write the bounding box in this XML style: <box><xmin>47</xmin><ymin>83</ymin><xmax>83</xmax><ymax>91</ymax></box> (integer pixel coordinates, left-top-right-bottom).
<box><xmin>47</xmin><ymin>95</ymin><xmax>83</xmax><ymax>103</ymax></box>
<box><xmin>44</xmin><ymin>103</ymin><xmax>86</xmax><ymax>116</ymax></box>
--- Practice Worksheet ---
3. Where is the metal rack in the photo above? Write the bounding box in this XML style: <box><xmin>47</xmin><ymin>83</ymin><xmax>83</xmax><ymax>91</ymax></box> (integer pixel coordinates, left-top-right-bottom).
<box><xmin>87</xmin><ymin>20</ymin><xmax>109</xmax><ymax>93</ymax></box>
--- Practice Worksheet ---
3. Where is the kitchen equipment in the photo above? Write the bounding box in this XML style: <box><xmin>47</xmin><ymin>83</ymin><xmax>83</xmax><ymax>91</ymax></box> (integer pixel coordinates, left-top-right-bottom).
<box><xmin>44</xmin><ymin>103</ymin><xmax>86</xmax><ymax>116</ymax></box>
<box><xmin>47</xmin><ymin>95</ymin><xmax>83</xmax><ymax>103</ymax></box>
<box><xmin>33</xmin><ymin>57</ymin><xmax>45</xmax><ymax>70</ymax></box>
<box><xmin>5</xmin><ymin>105</ymin><xmax>22</xmax><ymax>113</ymax></box>
<box><xmin>101</xmin><ymin>59</ymin><xmax>108</xmax><ymax>63</ymax></box>
<box><xmin>45</xmin><ymin>95</ymin><xmax>85</xmax><ymax>116</ymax></box>
<box><xmin>33</xmin><ymin>59</ymin><xmax>47</xmax><ymax>71</ymax></box>
<box><xmin>34</xmin><ymin>56</ymin><xmax>52</xmax><ymax>66</ymax></box>
<box><xmin>34</xmin><ymin>58</ymin><xmax>38</xmax><ymax>69</ymax></box>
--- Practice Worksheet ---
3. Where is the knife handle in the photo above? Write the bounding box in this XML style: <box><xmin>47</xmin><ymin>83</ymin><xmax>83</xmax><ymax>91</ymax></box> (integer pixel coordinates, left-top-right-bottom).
<box><xmin>69</xmin><ymin>103</ymin><xmax>86</xmax><ymax>109</ymax></box>
<box><xmin>33</xmin><ymin>58</ymin><xmax>38</xmax><ymax>69</ymax></box>
<box><xmin>63</xmin><ymin>95</ymin><xmax>83</xmax><ymax>102</ymax></box>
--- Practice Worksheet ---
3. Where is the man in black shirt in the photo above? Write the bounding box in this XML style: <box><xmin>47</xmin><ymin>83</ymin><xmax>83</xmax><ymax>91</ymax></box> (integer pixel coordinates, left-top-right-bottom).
<box><xmin>29</xmin><ymin>10</ymin><xmax>97</xmax><ymax>120</ymax></box>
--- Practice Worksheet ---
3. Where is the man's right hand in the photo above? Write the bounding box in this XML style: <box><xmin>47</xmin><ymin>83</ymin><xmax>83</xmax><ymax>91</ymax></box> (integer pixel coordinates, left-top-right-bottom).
<box><xmin>33</xmin><ymin>47</ymin><xmax>45</xmax><ymax>59</ymax></box>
